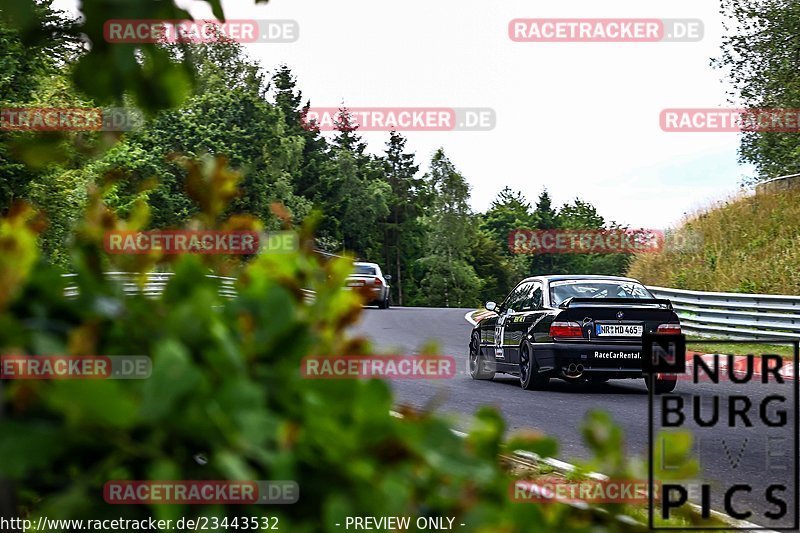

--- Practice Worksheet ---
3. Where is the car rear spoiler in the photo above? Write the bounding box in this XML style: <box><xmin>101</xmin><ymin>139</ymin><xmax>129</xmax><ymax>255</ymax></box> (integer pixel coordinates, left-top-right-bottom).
<box><xmin>559</xmin><ymin>297</ymin><xmax>673</xmax><ymax>310</ymax></box>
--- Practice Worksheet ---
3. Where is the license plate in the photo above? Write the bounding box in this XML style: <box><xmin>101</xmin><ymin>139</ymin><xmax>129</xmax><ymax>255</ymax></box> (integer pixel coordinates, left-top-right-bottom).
<box><xmin>346</xmin><ymin>280</ymin><xmax>364</xmax><ymax>287</ymax></box>
<box><xmin>595</xmin><ymin>324</ymin><xmax>643</xmax><ymax>337</ymax></box>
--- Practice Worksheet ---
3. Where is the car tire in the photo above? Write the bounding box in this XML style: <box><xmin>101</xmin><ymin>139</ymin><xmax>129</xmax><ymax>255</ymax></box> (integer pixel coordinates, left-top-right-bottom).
<box><xmin>520</xmin><ymin>343</ymin><xmax>549</xmax><ymax>390</ymax></box>
<box><xmin>646</xmin><ymin>376</ymin><xmax>677</xmax><ymax>394</ymax></box>
<box><xmin>468</xmin><ymin>331</ymin><xmax>495</xmax><ymax>380</ymax></box>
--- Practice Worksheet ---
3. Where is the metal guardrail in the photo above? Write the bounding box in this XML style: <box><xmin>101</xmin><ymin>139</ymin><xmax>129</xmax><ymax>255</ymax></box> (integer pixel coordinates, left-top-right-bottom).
<box><xmin>647</xmin><ymin>285</ymin><xmax>800</xmax><ymax>340</ymax></box>
<box><xmin>62</xmin><ymin>272</ymin><xmax>314</xmax><ymax>303</ymax></box>
<box><xmin>62</xmin><ymin>274</ymin><xmax>798</xmax><ymax>340</ymax></box>
<box><xmin>755</xmin><ymin>172</ymin><xmax>800</xmax><ymax>194</ymax></box>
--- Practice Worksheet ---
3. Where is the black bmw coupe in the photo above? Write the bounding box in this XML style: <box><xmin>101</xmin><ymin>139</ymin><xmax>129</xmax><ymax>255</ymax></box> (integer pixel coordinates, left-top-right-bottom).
<box><xmin>468</xmin><ymin>275</ymin><xmax>681</xmax><ymax>393</ymax></box>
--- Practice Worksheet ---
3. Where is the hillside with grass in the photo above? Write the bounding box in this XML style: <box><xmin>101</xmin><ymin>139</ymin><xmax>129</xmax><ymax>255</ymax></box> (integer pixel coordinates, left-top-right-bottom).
<box><xmin>627</xmin><ymin>187</ymin><xmax>800</xmax><ymax>295</ymax></box>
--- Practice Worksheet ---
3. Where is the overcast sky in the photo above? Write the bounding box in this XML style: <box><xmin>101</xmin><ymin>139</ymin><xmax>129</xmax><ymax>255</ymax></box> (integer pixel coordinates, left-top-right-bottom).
<box><xmin>55</xmin><ymin>0</ymin><xmax>756</xmax><ymax>229</ymax></box>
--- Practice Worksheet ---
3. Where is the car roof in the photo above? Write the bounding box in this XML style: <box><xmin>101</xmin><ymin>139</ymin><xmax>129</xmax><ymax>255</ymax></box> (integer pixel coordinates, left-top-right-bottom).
<box><xmin>520</xmin><ymin>274</ymin><xmax>644</xmax><ymax>284</ymax></box>
<box><xmin>353</xmin><ymin>262</ymin><xmax>379</xmax><ymax>267</ymax></box>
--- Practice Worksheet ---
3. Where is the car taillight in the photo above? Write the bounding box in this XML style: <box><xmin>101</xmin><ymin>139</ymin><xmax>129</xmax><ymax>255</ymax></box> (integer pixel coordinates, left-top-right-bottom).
<box><xmin>550</xmin><ymin>321</ymin><xmax>583</xmax><ymax>338</ymax></box>
<box><xmin>657</xmin><ymin>323</ymin><xmax>681</xmax><ymax>334</ymax></box>
<box><xmin>373</xmin><ymin>277</ymin><xmax>383</xmax><ymax>286</ymax></box>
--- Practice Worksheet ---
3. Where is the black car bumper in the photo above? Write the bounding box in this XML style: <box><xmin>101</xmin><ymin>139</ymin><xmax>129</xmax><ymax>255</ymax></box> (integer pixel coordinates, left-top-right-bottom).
<box><xmin>535</xmin><ymin>341</ymin><xmax>645</xmax><ymax>378</ymax></box>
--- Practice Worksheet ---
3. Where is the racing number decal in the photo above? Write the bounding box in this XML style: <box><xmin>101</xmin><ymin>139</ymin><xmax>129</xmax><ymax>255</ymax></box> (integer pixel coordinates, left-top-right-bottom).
<box><xmin>494</xmin><ymin>312</ymin><xmax>510</xmax><ymax>360</ymax></box>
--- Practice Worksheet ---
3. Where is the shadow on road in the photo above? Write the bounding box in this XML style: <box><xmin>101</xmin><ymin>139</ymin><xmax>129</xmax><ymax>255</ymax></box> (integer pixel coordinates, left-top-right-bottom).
<box><xmin>489</xmin><ymin>376</ymin><xmax>649</xmax><ymax>395</ymax></box>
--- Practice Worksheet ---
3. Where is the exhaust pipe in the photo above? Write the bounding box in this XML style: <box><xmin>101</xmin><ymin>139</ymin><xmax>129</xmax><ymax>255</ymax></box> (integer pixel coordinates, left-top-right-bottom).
<box><xmin>564</xmin><ymin>363</ymin><xmax>584</xmax><ymax>379</ymax></box>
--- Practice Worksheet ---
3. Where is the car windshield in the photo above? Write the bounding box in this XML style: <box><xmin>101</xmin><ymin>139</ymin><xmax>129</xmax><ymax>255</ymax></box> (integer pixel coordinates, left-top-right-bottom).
<box><xmin>549</xmin><ymin>279</ymin><xmax>653</xmax><ymax>307</ymax></box>
<box><xmin>353</xmin><ymin>265</ymin><xmax>377</xmax><ymax>276</ymax></box>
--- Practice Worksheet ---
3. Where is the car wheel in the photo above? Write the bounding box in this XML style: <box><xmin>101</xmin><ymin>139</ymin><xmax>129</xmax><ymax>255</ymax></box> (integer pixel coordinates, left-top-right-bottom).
<box><xmin>645</xmin><ymin>375</ymin><xmax>677</xmax><ymax>394</ymax></box>
<box><xmin>468</xmin><ymin>331</ymin><xmax>495</xmax><ymax>380</ymax></box>
<box><xmin>520</xmin><ymin>343</ymin><xmax>549</xmax><ymax>390</ymax></box>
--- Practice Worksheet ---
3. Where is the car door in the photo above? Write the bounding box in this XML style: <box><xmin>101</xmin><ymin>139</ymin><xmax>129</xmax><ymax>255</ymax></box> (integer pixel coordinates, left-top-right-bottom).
<box><xmin>496</xmin><ymin>281</ymin><xmax>532</xmax><ymax>363</ymax></box>
<box><xmin>504</xmin><ymin>281</ymin><xmax>544</xmax><ymax>364</ymax></box>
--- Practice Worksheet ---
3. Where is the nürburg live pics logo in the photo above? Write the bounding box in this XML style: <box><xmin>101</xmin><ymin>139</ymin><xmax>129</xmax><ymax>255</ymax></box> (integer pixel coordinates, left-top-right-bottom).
<box><xmin>646</xmin><ymin>334</ymin><xmax>799</xmax><ymax>530</ymax></box>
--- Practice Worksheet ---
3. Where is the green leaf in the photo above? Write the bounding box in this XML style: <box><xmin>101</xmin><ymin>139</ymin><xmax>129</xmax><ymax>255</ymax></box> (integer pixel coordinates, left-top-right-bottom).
<box><xmin>653</xmin><ymin>430</ymin><xmax>699</xmax><ymax>480</ymax></box>
<box><xmin>506</xmin><ymin>432</ymin><xmax>559</xmax><ymax>459</ymax></box>
<box><xmin>45</xmin><ymin>379</ymin><xmax>139</xmax><ymax>429</ymax></box>
<box><xmin>0</xmin><ymin>422</ymin><xmax>64</xmax><ymax>478</ymax></box>
<box><xmin>140</xmin><ymin>339</ymin><xmax>204</xmax><ymax>421</ymax></box>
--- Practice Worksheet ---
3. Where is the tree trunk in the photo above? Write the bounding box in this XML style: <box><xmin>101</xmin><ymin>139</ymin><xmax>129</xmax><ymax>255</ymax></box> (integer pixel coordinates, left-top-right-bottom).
<box><xmin>395</xmin><ymin>242</ymin><xmax>402</xmax><ymax>306</ymax></box>
<box><xmin>394</xmin><ymin>207</ymin><xmax>403</xmax><ymax>306</ymax></box>
<box><xmin>446</xmin><ymin>247</ymin><xmax>454</xmax><ymax>307</ymax></box>
<box><xmin>450</xmin><ymin>241</ymin><xmax>461</xmax><ymax>307</ymax></box>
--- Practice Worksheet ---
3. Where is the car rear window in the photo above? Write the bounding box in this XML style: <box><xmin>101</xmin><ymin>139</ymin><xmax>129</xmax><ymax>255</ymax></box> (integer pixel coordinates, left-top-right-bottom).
<box><xmin>354</xmin><ymin>265</ymin><xmax>377</xmax><ymax>276</ymax></box>
<box><xmin>549</xmin><ymin>279</ymin><xmax>653</xmax><ymax>307</ymax></box>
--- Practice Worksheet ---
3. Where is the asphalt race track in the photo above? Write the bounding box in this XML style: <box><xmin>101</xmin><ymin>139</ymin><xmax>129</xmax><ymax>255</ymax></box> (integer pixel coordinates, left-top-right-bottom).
<box><xmin>351</xmin><ymin>306</ymin><xmax>799</xmax><ymax>529</ymax></box>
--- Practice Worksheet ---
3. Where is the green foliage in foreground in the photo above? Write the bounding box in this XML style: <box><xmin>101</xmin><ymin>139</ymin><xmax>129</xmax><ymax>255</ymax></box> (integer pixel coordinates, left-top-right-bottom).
<box><xmin>0</xmin><ymin>195</ymin><xmax>655</xmax><ymax>533</ymax></box>
<box><xmin>0</xmin><ymin>1</ymin><xmax>705</xmax><ymax>531</ymax></box>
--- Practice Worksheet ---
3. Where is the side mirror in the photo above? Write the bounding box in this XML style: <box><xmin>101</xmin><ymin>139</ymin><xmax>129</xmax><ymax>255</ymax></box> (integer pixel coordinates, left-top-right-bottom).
<box><xmin>384</xmin><ymin>274</ymin><xmax>392</xmax><ymax>282</ymax></box>
<box><xmin>485</xmin><ymin>301</ymin><xmax>497</xmax><ymax>312</ymax></box>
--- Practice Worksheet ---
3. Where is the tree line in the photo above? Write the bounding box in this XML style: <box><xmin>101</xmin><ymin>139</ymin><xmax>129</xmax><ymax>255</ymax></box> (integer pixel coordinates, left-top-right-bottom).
<box><xmin>716</xmin><ymin>0</ymin><xmax>800</xmax><ymax>180</ymax></box>
<box><xmin>1</xmin><ymin>6</ymin><xmax>633</xmax><ymax>308</ymax></box>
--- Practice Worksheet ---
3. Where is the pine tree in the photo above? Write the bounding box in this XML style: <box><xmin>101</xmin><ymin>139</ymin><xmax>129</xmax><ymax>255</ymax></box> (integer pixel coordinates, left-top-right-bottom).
<box><xmin>418</xmin><ymin>149</ymin><xmax>480</xmax><ymax>307</ymax></box>
<box><xmin>532</xmin><ymin>189</ymin><xmax>558</xmax><ymax>229</ymax></box>
<box><xmin>270</xmin><ymin>65</ymin><xmax>331</xmax><ymax>201</ymax></box>
<box><xmin>526</xmin><ymin>189</ymin><xmax>561</xmax><ymax>276</ymax></box>
<box><xmin>315</xmin><ymin>106</ymin><xmax>389</xmax><ymax>256</ymax></box>
<box><xmin>331</xmin><ymin>106</ymin><xmax>367</xmax><ymax>155</ymax></box>
<box><xmin>272</xmin><ymin>65</ymin><xmax>303</xmax><ymax>124</ymax></box>
<box><xmin>481</xmin><ymin>186</ymin><xmax>535</xmax><ymax>255</ymax></box>
<box><xmin>383</xmin><ymin>131</ymin><xmax>422</xmax><ymax>305</ymax></box>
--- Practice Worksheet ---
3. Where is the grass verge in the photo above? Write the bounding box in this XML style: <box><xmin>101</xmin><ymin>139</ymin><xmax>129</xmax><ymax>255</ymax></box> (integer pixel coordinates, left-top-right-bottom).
<box><xmin>688</xmin><ymin>340</ymin><xmax>796</xmax><ymax>359</ymax></box>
